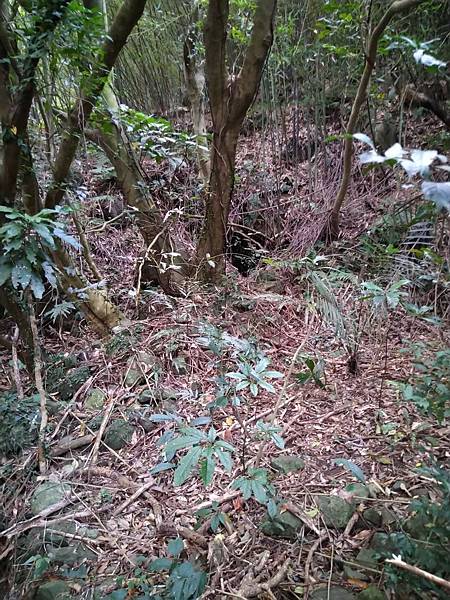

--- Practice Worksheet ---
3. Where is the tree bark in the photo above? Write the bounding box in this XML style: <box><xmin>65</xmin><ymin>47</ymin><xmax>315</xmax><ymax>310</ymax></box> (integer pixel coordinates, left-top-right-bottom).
<box><xmin>196</xmin><ymin>0</ymin><xmax>276</xmax><ymax>280</ymax></box>
<box><xmin>183</xmin><ymin>27</ymin><xmax>210</xmax><ymax>184</ymax></box>
<box><xmin>325</xmin><ymin>0</ymin><xmax>426</xmax><ymax>241</ymax></box>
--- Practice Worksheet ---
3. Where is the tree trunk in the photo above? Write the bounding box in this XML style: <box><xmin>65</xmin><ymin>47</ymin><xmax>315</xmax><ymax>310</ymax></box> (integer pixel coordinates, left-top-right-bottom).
<box><xmin>183</xmin><ymin>27</ymin><xmax>210</xmax><ymax>184</ymax></box>
<box><xmin>195</xmin><ymin>128</ymin><xmax>239</xmax><ymax>274</ymax></box>
<box><xmin>196</xmin><ymin>0</ymin><xmax>276</xmax><ymax>281</ymax></box>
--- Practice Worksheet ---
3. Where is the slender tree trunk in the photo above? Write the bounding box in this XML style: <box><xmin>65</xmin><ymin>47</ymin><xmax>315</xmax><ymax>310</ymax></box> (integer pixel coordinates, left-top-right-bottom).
<box><xmin>196</xmin><ymin>129</ymin><xmax>239</xmax><ymax>273</ymax></box>
<box><xmin>196</xmin><ymin>0</ymin><xmax>277</xmax><ymax>280</ymax></box>
<box><xmin>183</xmin><ymin>26</ymin><xmax>210</xmax><ymax>184</ymax></box>
<box><xmin>325</xmin><ymin>0</ymin><xmax>426</xmax><ymax>241</ymax></box>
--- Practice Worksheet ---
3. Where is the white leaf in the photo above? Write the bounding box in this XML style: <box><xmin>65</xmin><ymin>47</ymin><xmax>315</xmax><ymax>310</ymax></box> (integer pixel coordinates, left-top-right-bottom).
<box><xmin>353</xmin><ymin>133</ymin><xmax>374</xmax><ymax>148</ymax></box>
<box><xmin>358</xmin><ymin>150</ymin><xmax>386</xmax><ymax>164</ymax></box>
<box><xmin>421</xmin><ymin>181</ymin><xmax>450</xmax><ymax>211</ymax></box>
<box><xmin>413</xmin><ymin>49</ymin><xmax>446</xmax><ymax>68</ymax></box>
<box><xmin>384</xmin><ymin>143</ymin><xmax>404</xmax><ymax>159</ymax></box>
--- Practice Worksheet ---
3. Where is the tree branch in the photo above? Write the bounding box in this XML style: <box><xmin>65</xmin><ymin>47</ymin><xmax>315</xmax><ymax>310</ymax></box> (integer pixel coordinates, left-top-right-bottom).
<box><xmin>45</xmin><ymin>0</ymin><xmax>148</xmax><ymax>209</ymax></box>
<box><xmin>204</xmin><ymin>0</ymin><xmax>229</xmax><ymax>126</ymax></box>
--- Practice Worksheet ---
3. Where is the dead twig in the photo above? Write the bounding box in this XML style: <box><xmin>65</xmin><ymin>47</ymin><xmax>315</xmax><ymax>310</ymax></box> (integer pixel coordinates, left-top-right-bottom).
<box><xmin>112</xmin><ymin>480</ymin><xmax>155</xmax><ymax>517</ymax></box>
<box><xmin>386</xmin><ymin>558</ymin><xmax>450</xmax><ymax>592</ymax></box>
<box><xmin>87</xmin><ymin>397</ymin><xmax>114</xmax><ymax>466</ymax></box>
<box><xmin>27</xmin><ymin>291</ymin><xmax>47</xmax><ymax>474</ymax></box>
<box><xmin>237</xmin><ymin>557</ymin><xmax>291</xmax><ymax>598</ymax></box>
<box><xmin>158</xmin><ymin>524</ymin><xmax>208</xmax><ymax>549</ymax></box>
<box><xmin>50</xmin><ymin>433</ymin><xmax>96</xmax><ymax>457</ymax></box>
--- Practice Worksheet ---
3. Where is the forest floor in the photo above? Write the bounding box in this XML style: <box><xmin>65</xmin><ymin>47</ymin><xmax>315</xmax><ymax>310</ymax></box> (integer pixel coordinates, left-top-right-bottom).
<box><xmin>0</xmin><ymin>114</ymin><xmax>449</xmax><ymax>599</ymax></box>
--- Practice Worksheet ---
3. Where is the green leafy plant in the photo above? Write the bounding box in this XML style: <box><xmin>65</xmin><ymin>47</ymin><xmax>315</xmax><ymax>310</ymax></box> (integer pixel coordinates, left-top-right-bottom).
<box><xmin>398</xmin><ymin>343</ymin><xmax>450</xmax><ymax>423</ymax></box>
<box><xmin>0</xmin><ymin>206</ymin><xmax>79</xmax><ymax>298</ymax></box>
<box><xmin>226</xmin><ymin>356</ymin><xmax>283</xmax><ymax>396</ymax></box>
<box><xmin>231</xmin><ymin>467</ymin><xmax>275</xmax><ymax>505</ymax></box>
<box><xmin>103</xmin><ymin>539</ymin><xmax>207</xmax><ymax>600</ymax></box>
<box><xmin>382</xmin><ymin>465</ymin><xmax>450</xmax><ymax>600</ymax></box>
<box><xmin>254</xmin><ymin>420</ymin><xmax>285</xmax><ymax>450</ymax></box>
<box><xmin>194</xmin><ymin>501</ymin><xmax>231</xmax><ymax>533</ymax></box>
<box><xmin>360</xmin><ymin>279</ymin><xmax>410</xmax><ymax>313</ymax></box>
<box><xmin>152</xmin><ymin>417</ymin><xmax>234</xmax><ymax>487</ymax></box>
<box><xmin>295</xmin><ymin>353</ymin><xmax>326</xmax><ymax>389</ymax></box>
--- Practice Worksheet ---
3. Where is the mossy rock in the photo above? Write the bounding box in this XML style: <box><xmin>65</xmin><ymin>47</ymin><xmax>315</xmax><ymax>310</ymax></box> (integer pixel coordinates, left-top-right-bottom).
<box><xmin>35</xmin><ymin>580</ymin><xmax>71</xmax><ymax>600</ymax></box>
<box><xmin>0</xmin><ymin>391</ymin><xmax>40</xmax><ymax>456</ymax></box>
<box><xmin>261</xmin><ymin>508</ymin><xmax>303</xmax><ymax>539</ymax></box>
<box><xmin>271</xmin><ymin>455</ymin><xmax>305</xmax><ymax>474</ymax></box>
<box><xmin>358</xmin><ymin>586</ymin><xmax>386</xmax><ymax>600</ymax></box>
<box><xmin>30</xmin><ymin>482</ymin><xmax>72</xmax><ymax>515</ymax></box>
<box><xmin>56</xmin><ymin>366</ymin><xmax>91</xmax><ymax>401</ymax></box>
<box><xmin>316</xmin><ymin>495</ymin><xmax>354</xmax><ymax>529</ymax></box>
<box><xmin>85</xmin><ymin>388</ymin><xmax>107</xmax><ymax>411</ymax></box>
<box><xmin>104</xmin><ymin>419</ymin><xmax>134</xmax><ymax>450</ymax></box>
<box><xmin>345</xmin><ymin>483</ymin><xmax>370</xmax><ymax>504</ymax></box>
<box><xmin>47</xmin><ymin>543</ymin><xmax>97</xmax><ymax>565</ymax></box>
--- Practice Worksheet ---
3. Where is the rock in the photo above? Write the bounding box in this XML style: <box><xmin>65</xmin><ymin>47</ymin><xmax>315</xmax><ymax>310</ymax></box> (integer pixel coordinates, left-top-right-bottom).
<box><xmin>358</xmin><ymin>585</ymin><xmax>386</xmax><ymax>600</ymax></box>
<box><xmin>344</xmin><ymin>483</ymin><xmax>370</xmax><ymax>504</ymax></box>
<box><xmin>31</xmin><ymin>482</ymin><xmax>71</xmax><ymax>515</ymax></box>
<box><xmin>85</xmin><ymin>388</ymin><xmax>107</xmax><ymax>411</ymax></box>
<box><xmin>35</xmin><ymin>580</ymin><xmax>71</xmax><ymax>600</ymax></box>
<box><xmin>379</xmin><ymin>507</ymin><xmax>396</xmax><ymax>526</ymax></box>
<box><xmin>311</xmin><ymin>586</ymin><xmax>356</xmax><ymax>599</ymax></box>
<box><xmin>138</xmin><ymin>390</ymin><xmax>156</xmax><ymax>404</ymax></box>
<box><xmin>104</xmin><ymin>419</ymin><xmax>134</xmax><ymax>450</ymax></box>
<box><xmin>125</xmin><ymin>351</ymin><xmax>160</xmax><ymax>386</ymax></box>
<box><xmin>57</xmin><ymin>366</ymin><xmax>90</xmax><ymax>401</ymax></box>
<box><xmin>316</xmin><ymin>495</ymin><xmax>354</xmax><ymax>529</ymax></box>
<box><xmin>45</xmin><ymin>521</ymin><xmax>99</xmax><ymax>545</ymax></box>
<box><xmin>271</xmin><ymin>455</ymin><xmax>305</xmax><ymax>474</ymax></box>
<box><xmin>125</xmin><ymin>368</ymin><xmax>143</xmax><ymax>387</ymax></box>
<box><xmin>47</xmin><ymin>543</ymin><xmax>97</xmax><ymax>564</ymax></box>
<box><xmin>364</xmin><ymin>507</ymin><xmax>382</xmax><ymax>527</ymax></box>
<box><xmin>261</xmin><ymin>508</ymin><xmax>303</xmax><ymax>539</ymax></box>
<box><xmin>355</xmin><ymin>548</ymin><xmax>379</xmax><ymax>569</ymax></box>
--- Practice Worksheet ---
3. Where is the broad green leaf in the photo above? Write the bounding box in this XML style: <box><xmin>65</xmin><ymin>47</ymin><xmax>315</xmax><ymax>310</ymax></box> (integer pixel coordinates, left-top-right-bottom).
<box><xmin>150</xmin><ymin>462</ymin><xmax>175</xmax><ymax>475</ymax></box>
<box><xmin>215</xmin><ymin>448</ymin><xmax>232</xmax><ymax>472</ymax></box>
<box><xmin>333</xmin><ymin>458</ymin><xmax>366</xmax><ymax>483</ymax></box>
<box><xmin>165</xmin><ymin>435</ymin><xmax>200</xmax><ymax>460</ymax></box>
<box><xmin>251</xmin><ymin>480</ymin><xmax>267</xmax><ymax>504</ymax></box>
<box><xmin>29</xmin><ymin>273</ymin><xmax>45</xmax><ymax>299</ymax></box>
<box><xmin>0</xmin><ymin>262</ymin><xmax>12</xmax><ymax>286</ymax></box>
<box><xmin>167</xmin><ymin>537</ymin><xmax>184</xmax><ymax>557</ymax></box>
<box><xmin>173</xmin><ymin>446</ymin><xmax>202</xmax><ymax>486</ymax></box>
<box><xmin>11</xmin><ymin>260</ymin><xmax>32</xmax><ymax>290</ymax></box>
<box><xmin>148</xmin><ymin>557</ymin><xmax>173</xmax><ymax>571</ymax></box>
<box><xmin>53</xmin><ymin>228</ymin><xmax>80</xmax><ymax>249</ymax></box>
<box><xmin>200</xmin><ymin>455</ymin><xmax>215</xmax><ymax>486</ymax></box>
<box><xmin>33</xmin><ymin>223</ymin><xmax>55</xmax><ymax>248</ymax></box>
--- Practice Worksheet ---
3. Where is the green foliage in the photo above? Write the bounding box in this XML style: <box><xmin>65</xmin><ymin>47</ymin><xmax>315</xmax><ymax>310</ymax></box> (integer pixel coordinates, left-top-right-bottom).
<box><xmin>231</xmin><ymin>467</ymin><xmax>275</xmax><ymax>505</ymax></box>
<box><xmin>153</xmin><ymin>419</ymin><xmax>234</xmax><ymax>487</ymax></box>
<box><xmin>195</xmin><ymin>501</ymin><xmax>230</xmax><ymax>533</ymax></box>
<box><xmin>360</xmin><ymin>279</ymin><xmax>409</xmax><ymax>313</ymax></box>
<box><xmin>398</xmin><ymin>343</ymin><xmax>450</xmax><ymax>423</ymax></box>
<box><xmin>0</xmin><ymin>206</ymin><xmax>78</xmax><ymax>299</ymax></box>
<box><xmin>103</xmin><ymin>541</ymin><xmax>207</xmax><ymax>600</ymax></box>
<box><xmin>382</xmin><ymin>465</ymin><xmax>450</xmax><ymax>599</ymax></box>
<box><xmin>254</xmin><ymin>420</ymin><xmax>285</xmax><ymax>450</ymax></box>
<box><xmin>118</xmin><ymin>105</ymin><xmax>204</xmax><ymax>165</ymax></box>
<box><xmin>226</xmin><ymin>355</ymin><xmax>283</xmax><ymax>396</ymax></box>
<box><xmin>295</xmin><ymin>353</ymin><xmax>326</xmax><ymax>388</ymax></box>
<box><xmin>0</xmin><ymin>391</ymin><xmax>40</xmax><ymax>457</ymax></box>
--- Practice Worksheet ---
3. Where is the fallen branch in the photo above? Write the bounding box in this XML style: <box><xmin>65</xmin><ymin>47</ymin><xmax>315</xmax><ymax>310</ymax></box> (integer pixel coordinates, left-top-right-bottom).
<box><xmin>386</xmin><ymin>558</ymin><xmax>450</xmax><ymax>592</ymax></box>
<box><xmin>50</xmin><ymin>433</ymin><xmax>96</xmax><ymax>457</ymax></box>
<box><xmin>112</xmin><ymin>480</ymin><xmax>155</xmax><ymax>517</ymax></box>
<box><xmin>158</xmin><ymin>524</ymin><xmax>208</xmax><ymax>549</ymax></box>
<box><xmin>237</xmin><ymin>557</ymin><xmax>291</xmax><ymax>598</ymax></box>
<box><xmin>27</xmin><ymin>291</ymin><xmax>47</xmax><ymax>474</ymax></box>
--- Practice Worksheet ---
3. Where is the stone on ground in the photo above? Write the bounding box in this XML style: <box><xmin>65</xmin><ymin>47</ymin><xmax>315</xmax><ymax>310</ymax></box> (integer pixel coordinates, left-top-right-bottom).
<box><xmin>271</xmin><ymin>455</ymin><xmax>305</xmax><ymax>474</ymax></box>
<box><xmin>315</xmin><ymin>495</ymin><xmax>354</xmax><ymax>529</ymax></box>
<box><xmin>30</xmin><ymin>482</ymin><xmax>71</xmax><ymax>515</ymax></box>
